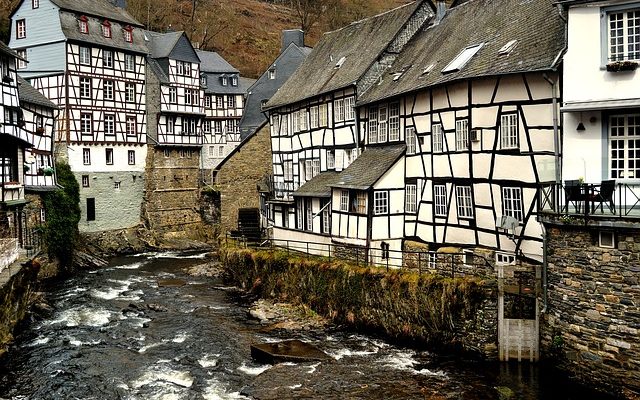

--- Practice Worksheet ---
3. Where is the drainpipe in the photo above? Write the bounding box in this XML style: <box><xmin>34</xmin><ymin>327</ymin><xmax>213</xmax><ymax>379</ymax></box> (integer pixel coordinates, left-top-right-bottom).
<box><xmin>541</xmin><ymin>223</ymin><xmax>548</xmax><ymax>313</ymax></box>
<box><xmin>543</xmin><ymin>73</ymin><xmax>561</xmax><ymax>186</ymax></box>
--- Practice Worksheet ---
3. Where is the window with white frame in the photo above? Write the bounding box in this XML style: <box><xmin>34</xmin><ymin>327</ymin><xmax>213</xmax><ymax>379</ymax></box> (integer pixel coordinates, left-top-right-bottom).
<box><xmin>185</xmin><ymin>89</ymin><xmax>192</xmax><ymax>106</ymax></box>
<box><xmin>378</xmin><ymin>105</ymin><xmax>388</xmax><ymax>143</ymax></box>
<box><xmin>123</xmin><ymin>27</ymin><xmax>133</xmax><ymax>43</ymax></box>
<box><xmin>169</xmin><ymin>87</ymin><xmax>177</xmax><ymax>103</ymax></box>
<box><xmin>496</xmin><ymin>252</ymin><xmax>516</xmax><ymax>265</ymax></box>
<box><xmin>125</xmin><ymin>83</ymin><xmax>135</xmax><ymax>102</ymax></box>
<box><xmin>389</xmin><ymin>103</ymin><xmax>400</xmax><ymax>141</ymax></box>
<box><xmin>103</xmin><ymin>80</ymin><xmax>114</xmax><ymax>100</ymax></box>
<box><xmin>102</xmin><ymin>21</ymin><xmax>111</xmax><ymax>38</ymax></box>
<box><xmin>406</xmin><ymin>126</ymin><xmax>417</xmax><ymax>155</ymax></box>
<box><xmin>284</xmin><ymin>160</ymin><xmax>293</xmax><ymax>181</ymax></box>
<box><xmin>80</xmin><ymin>113</ymin><xmax>92</xmax><ymax>135</ymax></box>
<box><xmin>225</xmin><ymin>120</ymin><xmax>234</xmax><ymax>134</ymax></box>
<box><xmin>374</xmin><ymin>191</ymin><xmax>388</xmax><ymax>215</ymax></box>
<box><xmin>79</xmin><ymin>46</ymin><xmax>91</xmax><ymax>65</ymax></box>
<box><xmin>455</xmin><ymin>119</ymin><xmax>469</xmax><ymax>151</ymax></box>
<box><xmin>82</xmin><ymin>148</ymin><xmax>91</xmax><ymax>165</ymax></box>
<box><xmin>335</xmin><ymin>98</ymin><xmax>345</xmax><ymax>122</ymax></box>
<box><xmin>81</xmin><ymin>175</ymin><xmax>89</xmax><ymax>187</ymax></box>
<box><xmin>103</xmin><ymin>50</ymin><xmax>113</xmax><ymax>68</ymax></box>
<box><xmin>300</xmin><ymin>109</ymin><xmax>307</xmax><ymax>131</ymax></box>
<box><xmin>502</xmin><ymin>187</ymin><xmax>523</xmax><ymax>221</ymax></box>
<box><xmin>16</xmin><ymin>19</ymin><xmax>26</xmax><ymax>39</ymax></box>
<box><xmin>214</xmin><ymin>120</ymin><xmax>222</xmax><ymax>134</ymax></box>
<box><xmin>500</xmin><ymin>113</ymin><xmax>519</xmax><ymax>149</ymax></box>
<box><xmin>292</xmin><ymin>110</ymin><xmax>300</xmax><ymax>133</ymax></box>
<box><xmin>322</xmin><ymin>201</ymin><xmax>331</xmax><ymax>234</ymax></box>
<box><xmin>80</xmin><ymin>77</ymin><xmax>91</xmax><ymax>98</ymax></box>
<box><xmin>232</xmin><ymin>76</ymin><xmax>238</xmax><ymax>86</ymax></box>
<box><xmin>354</xmin><ymin>192</ymin><xmax>366</xmax><ymax>214</ymax></box>
<box><xmin>202</xmin><ymin>120</ymin><xmax>211</xmax><ymax>134</ymax></box>
<box><xmin>32</xmin><ymin>0</ymin><xmax>39</xmax><ymax>8</ymax></box>
<box><xmin>327</xmin><ymin>150</ymin><xmax>335</xmax><ymax>169</ymax></box>
<box><xmin>345</xmin><ymin>96</ymin><xmax>355</xmax><ymax>120</ymax></box>
<box><xmin>124</xmin><ymin>54</ymin><xmax>134</xmax><ymax>71</ymax></box>
<box><xmin>167</xmin><ymin>116</ymin><xmax>175</xmax><ymax>134</ymax></box>
<box><xmin>405</xmin><ymin>183</ymin><xmax>417</xmax><ymax>213</ymax></box>
<box><xmin>368</xmin><ymin>107</ymin><xmax>378</xmax><ymax>143</ymax></box>
<box><xmin>78</xmin><ymin>17</ymin><xmax>88</xmax><ymax>34</ymax></box>
<box><xmin>340</xmin><ymin>190</ymin><xmax>349</xmax><ymax>212</ymax></box>
<box><xmin>608</xmin><ymin>10</ymin><xmax>640</xmax><ymax>61</ymax></box>
<box><xmin>305</xmin><ymin>201</ymin><xmax>313</xmax><ymax>231</ymax></box>
<box><xmin>463</xmin><ymin>250</ymin><xmax>474</xmax><ymax>267</ymax></box>
<box><xmin>216</xmin><ymin>96</ymin><xmax>224</xmax><ymax>109</ymax></box>
<box><xmin>126</xmin><ymin>116</ymin><xmax>136</xmax><ymax>136</ymax></box>
<box><xmin>217</xmin><ymin>146</ymin><xmax>224</xmax><ymax>157</ymax></box>
<box><xmin>434</xmin><ymin>184</ymin><xmax>447</xmax><ymax>217</ymax></box>
<box><xmin>227</xmin><ymin>95</ymin><xmax>235</xmax><ymax>109</ymax></box>
<box><xmin>105</xmin><ymin>148</ymin><xmax>113</xmax><ymax>165</ymax></box>
<box><xmin>319</xmin><ymin>103</ymin><xmax>328</xmax><ymax>127</ymax></box>
<box><xmin>304</xmin><ymin>159</ymin><xmax>320</xmax><ymax>180</ymax></box>
<box><xmin>208</xmin><ymin>146</ymin><xmax>215</xmax><ymax>158</ymax></box>
<box><xmin>204</xmin><ymin>95</ymin><xmax>211</xmax><ymax>108</ymax></box>
<box><xmin>184</xmin><ymin>118</ymin><xmax>197</xmax><ymax>135</ymax></box>
<box><xmin>310</xmin><ymin>105</ymin><xmax>319</xmax><ymax>128</ymax></box>
<box><xmin>456</xmin><ymin>185</ymin><xmax>473</xmax><ymax>218</ymax></box>
<box><xmin>104</xmin><ymin>114</ymin><xmax>115</xmax><ymax>136</ymax></box>
<box><xmin>269</xmin><ymin>69</ymin><xmax>276</xmax><ymax>79</ymax></box>
<box><xmin>114</xmin><ymin>181</ymin><xmax>121</xmax><ymax>190</ymax></box>
<box><xmin>221</xmin><ymin>76</ymin><xmax>228</xmax><ymax>86</ymax></box>
<box><xmin>128</xmin><ymin>150</ymin><xmax>135</xmax><ymax>165</ymax></box>
<box><xmin>432</xmin><ymin>123</ymin><xmax>443</xmax><ymax>152</ymax></box>
<box><xmin>296</xmin><ymin>199</ymin><xmax>304</xmax><ymax>229</ymax></box>
<box><xmin>610</xmin><ymin>114</ymin><xmax>640</xmax><ymax>179</ymax></box>
<box><xmin>281</xmin><ymin>114</ymin><xmax>290</xmax><ymax>136</ymax></box>
<box><xmin>16</xmin><ymin>50</ymin><xmax>26</xmax><ymax>69</ymax></box>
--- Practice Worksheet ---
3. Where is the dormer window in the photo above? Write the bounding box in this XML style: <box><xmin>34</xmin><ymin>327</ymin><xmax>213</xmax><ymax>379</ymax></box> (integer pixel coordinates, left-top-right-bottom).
<box><xmin>221</xmin><ymin>76</ymin><xmax>228</xmax><ymax>86</ymax></box>
<box><xmin>442</xmin><ymin>43</ymin><xmax>483</xmax><ymax>73</ymax></box>
<box><xmin>102</xmin><ymin>20</ymin><xmax>111</xmax><ymax>38</ymax></box>
<box><xmin>123</xmin><ymin>26</ymin><xmax>133</xmax><ymax>43</ymax></box>
<box><xmin>32</xmin><ymin>0</ymin><xmax>39</xmax><ymax>9</ymax></box>
<box><xmin>269</xmin><ymin>69</ymin><xmax>276</xmax><ymax>80</ymax></box>
<box><xmin>231</xmin><ymin>76</ymin><xmax>238</xmax><ymax>86</ymax></box>
<box><xmin>200</xmin><ymin>76</ymin><xmax>206</xmax><ymax>86</ymax></box>
<box><xmin>498</xmin><ymin>40</ymin><xmax>517</xmax><ymax>56</ymax></box>
<box><xmin>78</xmin><ymin>16</ymin><xmax>88</xmax><ymax>34</ymax></box>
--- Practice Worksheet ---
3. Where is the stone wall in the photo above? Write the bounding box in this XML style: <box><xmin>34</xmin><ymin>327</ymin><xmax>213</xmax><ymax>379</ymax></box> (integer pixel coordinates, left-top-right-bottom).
<box><xmin>222</xmin><ymin>247</ymin><xmax>499</xmax><ymax>358</ymax></box>
<box><xmin>542</xmin><ymin>223</ymin><xmax>640</xmax><ymax>399</ymax></box>
<box><xmin>214</xmin><ymin>123</ymin><xmax>271</xmax><ymax>235</ymax></box>
<box><xmin>143</xmin><ymin>146</ymin><xmax>205</xmax><ymax>237</ymax></box>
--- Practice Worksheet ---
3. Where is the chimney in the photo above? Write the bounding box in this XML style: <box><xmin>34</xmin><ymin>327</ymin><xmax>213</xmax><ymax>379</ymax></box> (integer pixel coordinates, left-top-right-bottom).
<box><xmin>281</xmin><ymin>29</ymin><xmax>304</xmax><ymax>53</ymax></box>
<box><xmin>435</xmin><ymin>1</ymin><xmax>447</xmax><ymax>23</ymax></box>
<box><xmin>109</xmin><ymin>0</ymin><xmax>127</xmax><ymax>9</ymax></box>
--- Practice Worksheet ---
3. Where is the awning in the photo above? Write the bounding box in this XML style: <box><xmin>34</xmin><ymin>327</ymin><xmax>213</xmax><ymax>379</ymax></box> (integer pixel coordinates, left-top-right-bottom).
<box><xmin>561</xmin><ymin>98</ymin><xmax>640</xmax><ymax>112</ymax></box>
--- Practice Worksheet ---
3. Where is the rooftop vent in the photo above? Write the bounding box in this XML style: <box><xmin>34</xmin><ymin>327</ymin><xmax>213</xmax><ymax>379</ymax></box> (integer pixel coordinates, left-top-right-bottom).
<box><xmin>498</xmin><ymin>40</ymin><xmax>518</xmax><ymax>56</ymax></box>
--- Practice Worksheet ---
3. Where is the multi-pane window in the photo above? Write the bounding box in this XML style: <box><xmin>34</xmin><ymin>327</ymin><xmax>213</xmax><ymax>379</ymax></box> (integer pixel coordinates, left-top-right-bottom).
<box><xmin>610</xmin><ymin>114</ymin><xmax>640</xmax><ymax>179</ymax></box>
<box><xmin>305</xmin><ymin>201</ymin><xmax>313</xmax><ymax>231</ymax></box>
<box><xmin>185</xmin><ymin>89</ymin><xmax>193</xmax><ymax>106</ymax></box>
<box><xmin>225</xmin><ymin>120</ymin><xmax>235</xmax><ymax>134</ymax></box>
<box><xmin>221</xmin><ymin>76</ymin><xmax>228</xmax><ymax>86</ymax></box>
<box><xmin>345</xmin><ymin>96</ymin><xmax>356</xmax><ymax>120</ymax></box>
<box><xmin>340</xmin><ymin>190</ymin><xmax>349</xmax><ymax>212</ymax></box>
<box><xmin>406</xmin><ymin>127</ymin><xmax>417</xmax><ymax>155</ymax></box>
<box><xmin>296</xmin><ymin>199</ymin><xmax>304</xmax><ymax>229</ymax></box>
<box><xmin>292</xmin><ymin>110</ymin><xmax>300</xmax><ymax>133</ymax></box>
<box><xmin>32</xmin><ymin>0</ymin><xmax>39</xmax><ymax>8</ymax></box>
<box><xmin>214</xmin><ymin>120</ymin><xmax>222</xmax><ymax>134</ymax></box>
<box><xmin>16</xmin><ymin>49</ymin><xmax>26</xmax><ymax>69</ymax></box>
<box><xmin>216</xmin><ymin>96</ymin><xmax>224</xmax><ymax>109</ymax></box>
<box><xmin>105</xmin><ymin>148</ymin><xmax>113</xmax><ymax>165</ymax></box>
<box><xmin>335</xmin><ymin>98</ymin><xmax>345</xmax><ymax>122</ymax></box>
<box><xmin>103</xmin><ymin>80</ymin><xmax>114</xmax><ymax>100</ymax></box>
<box><xmin>80</xmin><ymin>113</ymin><xmax>92</xmax><ymax>135</ymax></box>
<box><xmin>456</xmin><ymin>185</ymin><xmax>474</xmax><ymax>218</ymax></box>
<box><xmin>202</xmin><ymin>120</ymin><xmax>211</xmax><ymax>134</ymax></box>
<box><xmin>355</xmin><ymin>192</ymin><xmax>367</xmax><ymax>214</ymax></box>
<box><xmin>322</xmin><ymin>201</ymin><xmax>331</xmax><ymax>234</ymax></box>
<box><xmin>169</xmin><ymin>87</ymin><xmax>177</xmax><ymax>103</ymax></box>
<box><xmin>82</xmin><ymin>175</ymin><xmax>89</xmax><ymax>188</ymax></box>
<box><xmin>374</xmin><ymin>191</ymin><xmax>388</xmax><ymax>215</ymax></box>
<box><xmin>218</xmin><ymin>146</ymin><xmax>224</xmax><ymax>157</ymax></box>
<box><xmin>500</xmin><ymin>113</ymin><xmax>519</xmax><ymax>149</ymax></box>
<box><xmin>103</xmin><ymin>50</ymin><xmax>113</xmax><ymax>68</ymax></box>
<box><xmin>432</xmin><ymin>123</ymin><xmax>443</xmax><ymax>152</ymax></box>
<box><xmin>125</xmin><ymin>83</ymin><xmax>135</xmax><ymax>102</ymax></box>
<box><xmin>184</xmin><ymin>118</ymin><xmax>197</xmax><ymax>135</ymax></box>
<box><xmin>502</xmin><ymin>187</ymin><xmax>523</xmax><ymax>222</ymax></box>
<box><xmin>378</xmin><ymin>106</ymin><xmax>388</xmax><ymax>143</ymax></box>
<box><xmin>126</xmin><ymin>116</ymin><xmax>136</xmax><ymax>137</ymax></box>
<box><xmin>609</xmin><ymin>11</ymin><xmax>640</xmax><ymax>61</ymax></box>
<box><xmin>327</xmin><ymin>150</ymin><xmax>335</xmax><ymax>169</ymax></box>
<box><xmin>455</xmin><ymin>119</ymin><xmax>469</xmax><ymax>151</ymax></box>
<box><xmin>434</xmin><ymin>184</ymin><xmax>447</xmax><ymax>217</ymax></box>
<box><xmin>269</xmin><ymin>69</ymin><xmax>276</xmax><ymax>79</ymax></box>
<box><xmin>167</xmin><ymin>116</ymin><xmax>175</xmax><ymax>134</ymax></box>
<box><xmin>284</xmin><ymin>160</ymin><xmax>293</xmax><ymax>181</ymax></box>
<box><xmin>299</xmin><ymin>109</ymin><xmax>307</xmax><ymax>131</ymax></box>
<box><xmin>80</xmin><ymin>77</ymin><xmax>91</xmax><ymax>98</ymax></box>
<box><xmin>319</xmin><ymin>103</ymin><xmax>328</xmax><ymax>127</ymax></box>
<box><xmin>78</xmin><ymin>17</ymin><xmax>88</xmax><ymax>34</ymax></box>
<box><xmin>304</xmin><ymin>159</ymin><xmax>320</xmax><ymax>180</ymax></box>
<box><xmin>79</xmin><ymin>46</ymin><xmax>91</xmax><ymax>65</ymax></box>
<box><xmin>128</xmin><ymin>150</ymin><xmax>135</xmax><ymax>165</ymax></box>
<box><xmin>16</xmin><ymin>19</ymin><xmax>26</xmax><ymax>39</ymax></box>
<box><xmin>368</xmin><ymin>107</ymin><xmax>378</xmax><ymax>144</ymax></box>
<box><xmin>204</xmin><ymin>95</ymin><xmax>211</xmax><ymax>108</ymax></box>
<box><xmin>102</xmin><ymin>21</ymin><xmax>111</xmax><ymax>38</ymax></box>
<box><xmin>123</xmin><ymin>27</ymin><xmax>133</xmax><ymax>43</ymax></box>
<box><xmin>310</xmin><ymin>106</ymin><xmax>319</xmax><ymax>128</ymax></box>
<box><xmin>104</xmin><ymin>114</ymin><xmax>115</xmax><ymax>136</ymax></box>
<box><xmin>226</xmin><ymin>95</ymin><xmax>235</xmax><ymax>109</ymax></box>
<box><xmin>405</xmin><ymin>183</ymin><xmax>417</xmax><ymax>213</ymax></box>
<box><xmin>191</xmin><ymin>90</ymin><xmax>199</xmax><ymax>106</ymax></box>
<box><xmin>389</xmin><ymin>103</ymin><xmax>400</xmax><ymax>141</ymax></box>
<box><xmin>232</xmin><ymin>76</ymin><xmax>238</xmax><ymax>86</ymax></box>
<box><xmin>82</xmin><ymin>148</ymin><xmax>91</xmax><ymax>165</ymax></box>
<box><xmin>124</xmin><ymin>54</ymin><xmax>135</xmax><ymax>71</ymax></box>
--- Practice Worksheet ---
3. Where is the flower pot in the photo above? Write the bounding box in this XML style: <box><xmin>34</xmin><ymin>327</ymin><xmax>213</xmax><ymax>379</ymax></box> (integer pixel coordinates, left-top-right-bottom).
<box><xmin>606</xmin><ymin>61</ymin><xmax>638</xmax><ymax>72</ymax></box>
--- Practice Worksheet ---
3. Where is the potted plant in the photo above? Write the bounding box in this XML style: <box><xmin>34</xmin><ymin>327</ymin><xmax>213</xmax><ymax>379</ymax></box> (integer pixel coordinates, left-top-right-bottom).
<box><xmin>36</xmin><ymin>127</ymin><xmax>45</xmax><ymax>134</ymax></box>
<box><xmin>606</xmin><ymin>60</ymin><xmax>638</xmax><ymax>72</ymax></box>
<box><xmin>43</xmin><ymin>167</ymin><xmax>54</xmax><ymax>176</ymax></box>
<box><xmin>23</xmin><ymin>164</ymin><xmax>30</xmax><ymax>173</ymax></box>
<box><xmin>37</xmin><ymin>167</ymin><xmax>44</xmax><ymax>176</ymax></box>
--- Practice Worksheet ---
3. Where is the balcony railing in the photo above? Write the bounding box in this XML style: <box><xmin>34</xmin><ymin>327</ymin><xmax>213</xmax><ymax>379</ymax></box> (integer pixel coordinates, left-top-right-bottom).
<box><xmin>260</xmin><ymin>175</ymin><xmax>298</xmax><ymax>202</ymax></box>
<box><xmin>538</xmin><ymin>181</ymin><xmax>640</xmax><ymax>220</ymax></box>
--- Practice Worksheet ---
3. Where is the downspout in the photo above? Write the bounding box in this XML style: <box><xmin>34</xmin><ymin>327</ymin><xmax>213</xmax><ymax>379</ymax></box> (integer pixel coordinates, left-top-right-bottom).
<box><xmin>541</xmin><ymin>223</ymin><xmax>548</xmax><ymax>313</ymax></box>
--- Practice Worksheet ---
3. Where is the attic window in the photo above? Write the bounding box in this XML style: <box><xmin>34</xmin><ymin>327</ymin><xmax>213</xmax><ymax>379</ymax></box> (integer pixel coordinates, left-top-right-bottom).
<box><xmin>269</xmin><ymin>69</ymin><xmax>276</xmax><ymax>79</ymax></box>
<box><xmin>335</xmin><ymin>56</ymin><xmax>346</xmax><ymax>69</ymax></box>
<box><xmin>201</xmin><ymin>76</ymin><xmax>207</xmax><ymax>86</ymax></box>
<box><xmin>392</xmin><ymin>72</ymin><xmax>403</xmax><ymax>81</ymax></box>
<box><xmin>442</xmin><ymin>43</ymin><xmax>483</xmax><ymax>73</ymax></box>
<box><xmin>221</xmin><ymin>76</ymin><xmax>228</xmax><ymax>86</ymax></box>
<box><xmin>422</xmin><ymin>63</ymin><xmax>435</xmax><ymax>75</ymax></box>
<box><xmin>102</xmin><ymin>20</ymin><xmax>111</xmax><ymax>38</ymax></box>
<box><xmin>78</xmin><ymin>16</ymin><xmax>88</xmax><ymax>34</ymax></box>
<box><xmin>232</xmin><ymin>76</ymin><xmax>238</xmax><ymax>86</ymax></box>
<box><xmin>498</xmin><ymin>40</ymin><xmax>518</xmax><ymax>56</ymax></box>
<box><xmin>123</xmin><ymin>26</ymin><xmax>133</xmax><ymax>43</ymax></box>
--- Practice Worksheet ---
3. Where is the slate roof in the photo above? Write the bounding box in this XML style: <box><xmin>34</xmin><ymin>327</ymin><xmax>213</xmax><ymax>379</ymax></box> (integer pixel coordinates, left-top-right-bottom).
<box><xmin>239</xmin><ymin>77</ymin><xmax>256</xmax><ymax>92</ymax></box>
<box><xmin>0</xmin><ymin>41</ymin><xmax>20</xmax><ymax>59</ymax></box>
<box><xmin>50</xmin><ymin>0</ymin><xmax>141</xmax><ymax>26</ymax></box>
<box><xmin>17</xmin><ymin>76</ymin><xmax>57</xmax><ymax>109</ymax></box>
<box><xmin>332</xmin><ymin>144</ymin><xmax>406</xmax><ymax>190</ymax></box>
<box><xmin>59</xmin><ymin>11</ymin><xmax>148</xmax><ymax>53</ymax></box>
<box><xmin>294</xmin><ymin>171</ymin><xmax>341</xmax><ymax>198</ymax></box>
<box><xmin>265</xmin><ymin>1</ymin><xmax>423</xmax><ymax>110</ymax></box>
<box><xmin>147</xmin><ymin>58</ymin><xmax>169</xmax><ymax>83</ymax></box>
<box><xmin>359</xmin><ymin>0</ymin><xmax>566</xmax><ymax>105</ymax></box>
<box><xmin>196</xmin><ymin>50</ymin><xmax>238</xmax><ymax>74</ymax></box>
<box><xmin>146</xmin><ymin>31</ymin><xmax>184</xmax><ymax>59</ymax></box>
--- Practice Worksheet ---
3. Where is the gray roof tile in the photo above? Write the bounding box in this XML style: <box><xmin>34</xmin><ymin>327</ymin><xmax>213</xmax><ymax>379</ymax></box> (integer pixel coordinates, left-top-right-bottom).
<box><xmin>294</xmin><ymin>171</ymin><xmax>342</xmax><ymax>197</ymax></box>
<box><xmin>359</xmin><ymin>0</ymin><xmax>566</xmax><ymax>105</ymax></box>
<box><xmin>146</xmin><ymin>31</ymin><xmax>183</xmax><ymax>59</ymax></box>
<box><xmin>59</xmin><ymin>11</ymin><xmax>148</xmax><ymax>53</ymax></box>
<box><xmin>196</xmin><ymin>49</ymin><xmax>238</xmax><ymax>73</ymax></box>
<box><xmin>333</xmin><ymin>144</ymin><xmax>406</xmax><ymax>190</ymax></box>
<box><xmin>50</xmin><ymin>0</ymin><xmax>141</xmax><ymax>26</ymax></box>
<box><xmin>18</xmin><ymin>76</ymin><xmax>57</xmax><ymax>108</ymax></box>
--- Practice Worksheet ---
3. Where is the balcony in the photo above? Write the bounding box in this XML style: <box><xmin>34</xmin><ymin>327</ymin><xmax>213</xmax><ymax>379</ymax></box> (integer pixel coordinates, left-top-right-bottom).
<box><xmin>538</xmin><ymin>181</ymin><xmax>640</xmax><ymax>224</ymax></box>
<box><xmin>260</xmin><ymin>175</ymin><xmax>298</xmax><ymax>203</ymax></box>
<box><xmin>1</xmin><ymin>182</ymin><xmax>25</xmax><ymax>205</ymax></box>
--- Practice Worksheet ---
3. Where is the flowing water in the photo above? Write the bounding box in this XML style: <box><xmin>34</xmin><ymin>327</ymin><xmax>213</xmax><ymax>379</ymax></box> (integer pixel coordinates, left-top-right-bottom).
<box><xmin>0</xmin><ymin>251</ymin><xmax>614</xmax><ymax>400</ymax></box>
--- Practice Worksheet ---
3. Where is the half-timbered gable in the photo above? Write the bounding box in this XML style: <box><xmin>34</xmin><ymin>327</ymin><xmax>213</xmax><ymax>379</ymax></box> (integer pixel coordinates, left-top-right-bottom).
<box><xmin>10</xmin><ymin>0</ymin><xmax>149</xmax><ymax>232</ymax></box>
<box><xmin>358</xmin><ymin>0</ymin><xmax>565</xmax><ymax>264</ymax></box>
<box><xmin>196</xmin><ymin>49</ymin><xmax>244</xmax><ymax>170</ymax></box>
<box><xmin>17</xmin><ymin>76</ymin><xmax>57</xmax><ymax>190</ymax></box>
<box><xmin>263</xmin><ymin>1</ymin><xmax>435</xmax><ymax>243</ymax></box>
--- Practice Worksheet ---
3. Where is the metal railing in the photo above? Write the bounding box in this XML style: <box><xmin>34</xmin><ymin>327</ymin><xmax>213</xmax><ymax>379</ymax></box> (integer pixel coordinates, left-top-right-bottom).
<box><xmin>538</xmin><ymin>182</ymin><xmax>640</xmax><ymax>220</ymax></box>
<box><xmin>228</xmin><ymin>235</ymin><xmax>494</xmax><ymax>278</ymax></box>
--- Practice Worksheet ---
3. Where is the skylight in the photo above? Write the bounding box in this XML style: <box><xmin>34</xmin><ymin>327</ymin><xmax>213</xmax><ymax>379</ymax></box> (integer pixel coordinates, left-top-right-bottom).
<box><xmin>422</xmin><ymin>63</ymin><xmax>435</xmax><ymax>75</ymax></box>
<box><xmin>335</xmin><ymin>56</ymin><xmax>346</xmax><ymax>69</ymax></box>
<box><xmin>498</xmin><ymin>40</ymin><xmax>518</xmax><ymax>56</ymax></box>
<box><xmin>442</xmin><ymin>43</ymin><xmax>483</xmax><ymax>73</ymax></box>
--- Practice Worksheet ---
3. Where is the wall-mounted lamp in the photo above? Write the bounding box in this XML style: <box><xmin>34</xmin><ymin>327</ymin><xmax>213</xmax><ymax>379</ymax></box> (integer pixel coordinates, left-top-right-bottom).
<box><xmin>577</xmin><ymin>122</ymin><xmax>586</xmax><ymax>131</ymax></box>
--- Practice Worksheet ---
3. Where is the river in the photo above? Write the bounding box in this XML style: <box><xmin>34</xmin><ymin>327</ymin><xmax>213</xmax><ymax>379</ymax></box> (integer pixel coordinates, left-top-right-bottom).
<box><xmin>0</xmin><ymin>251</ymin><xmax>615</xmax><ymax>400</ymax></box>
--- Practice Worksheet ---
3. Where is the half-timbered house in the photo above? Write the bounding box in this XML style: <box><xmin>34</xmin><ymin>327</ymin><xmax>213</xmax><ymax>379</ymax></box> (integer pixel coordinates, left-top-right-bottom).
<box><xmin>196</xmin><ymin>49</ymin><xmax>244</xmax><ymax>174</ymax></box>
<box><xmin>262</xmin><ymin>1</ymin><xmax>435</xmax><ymax>246</ymax></box>
<box><xmin>143</xmin><ymin>30</ymin><xmax>205</xmax><ymax>234</ymax></box>
<box><xmin>9</xmin><ymin>0</ymin><xmax>148</xmax><ymax>232</ymax></box>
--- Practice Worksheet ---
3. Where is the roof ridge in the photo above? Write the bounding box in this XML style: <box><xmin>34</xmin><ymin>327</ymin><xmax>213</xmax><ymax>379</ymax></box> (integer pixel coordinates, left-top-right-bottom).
<box><xmin>322</xmin><ymin>1</ymin><xmax>420</xmax><ymax>36</ymax></box>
